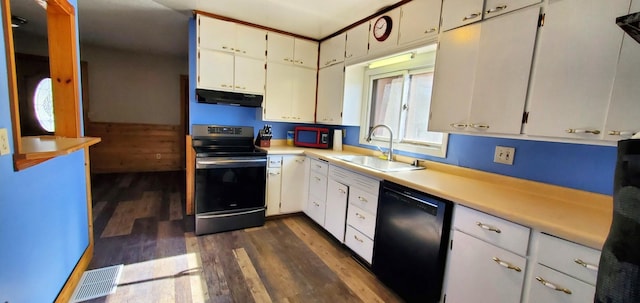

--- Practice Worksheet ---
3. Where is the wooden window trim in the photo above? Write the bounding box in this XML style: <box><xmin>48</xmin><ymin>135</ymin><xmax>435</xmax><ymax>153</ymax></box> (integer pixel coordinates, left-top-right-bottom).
<box><xmin>2</xmin><ymin>0</ymin><xmax>100</xmax><ymax>171</ymax></box>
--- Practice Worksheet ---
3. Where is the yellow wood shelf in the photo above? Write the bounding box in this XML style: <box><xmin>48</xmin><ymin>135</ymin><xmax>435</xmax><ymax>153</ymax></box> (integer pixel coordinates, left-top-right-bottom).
<box><xmin>19</xmin><ymin>136</ymin><xmax>101</xmax><ymax>160</ymax></box>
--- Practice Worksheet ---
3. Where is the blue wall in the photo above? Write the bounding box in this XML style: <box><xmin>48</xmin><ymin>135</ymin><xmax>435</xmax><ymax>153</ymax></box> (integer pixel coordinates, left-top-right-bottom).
<box><xmin>0</xmin><ymin>1</ymin><xmax>91</xmax><ymax>302</ymax></box>
<box><xmin>188</xmin><ymin>19</ymin><xmax>616</xmax><ymax>197</ymax></box>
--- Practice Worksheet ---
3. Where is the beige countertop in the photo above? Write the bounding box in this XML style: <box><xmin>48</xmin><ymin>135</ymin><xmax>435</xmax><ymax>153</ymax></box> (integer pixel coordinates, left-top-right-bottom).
<box><xmin>262</xmin><ymin>144</ymin><xmax>613</xmax><ymax>250</ymax></box>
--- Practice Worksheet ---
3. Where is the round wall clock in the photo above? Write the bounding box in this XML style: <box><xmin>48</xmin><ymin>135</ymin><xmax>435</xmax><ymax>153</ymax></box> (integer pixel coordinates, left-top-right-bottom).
<box><xmin>373</xmin><ymin>15</ymin><xmax>393</xmax><ymax>42</ymax></box>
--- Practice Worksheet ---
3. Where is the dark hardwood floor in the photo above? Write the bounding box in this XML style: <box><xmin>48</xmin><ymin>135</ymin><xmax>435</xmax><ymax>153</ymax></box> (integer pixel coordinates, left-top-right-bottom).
<box><xmin>87</xmin><ymin>172</ymin><xmax>401</xmax><ymax>303</ymax></box>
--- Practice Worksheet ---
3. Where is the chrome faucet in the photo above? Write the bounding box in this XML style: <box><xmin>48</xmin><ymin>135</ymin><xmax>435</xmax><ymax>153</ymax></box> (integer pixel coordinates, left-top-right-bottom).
<box><xmin>366</xmin><ymin>124</ymin><xmax>394</xmax><ymax>161</ymax></box>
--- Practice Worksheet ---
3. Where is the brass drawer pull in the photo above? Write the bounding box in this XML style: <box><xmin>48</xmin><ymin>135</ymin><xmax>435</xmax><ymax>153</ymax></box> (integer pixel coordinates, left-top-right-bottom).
<box><xmin>462</xmin><ymin>12</ymin><xmax>481</xmax><ymax>21</ymax></box>
<box><xmin>492</xmin><ymin>257</ymin><xmax>521</xmax><ymax>272</ymax></box>
<box><xmin>486</xmin><ymin>5</ymin><xmax>507</xmax><ymax>14</ymax></box>
<box><xmin>358</xmin><ymin>196</ymin><xmax>368</xmax><ymax>203</ymax></box>
<box><xmin>476</xmin><ymin>222</ymin><xmax>501</xmax><ymax>233</ymax></box>
<box><xmin>565</xmin><ymin>128</ymin><xmax>600</xmax><ymax>135</ymax></box>
<box><xmin>354</xmin><ymin>235</ymin><xmax>364</xmax><ymax>243</ymax></box>
<box><xmin>574</xmin><ymin>259</ymin><xmax>598</xmax><ymax>271</ymax></box>
<box><xmin>536</xmin><ymin>276</ymin><xmax>572</xmax><ymax>295</ymax></box>
<box><xmin>356</xmin><ymin>213</ymin><xmax>365</xmax><ymax>220</ymax></box>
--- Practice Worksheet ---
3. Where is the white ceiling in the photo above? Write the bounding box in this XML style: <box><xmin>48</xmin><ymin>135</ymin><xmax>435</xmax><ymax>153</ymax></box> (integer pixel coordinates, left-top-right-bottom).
<box><xmin>9</xmin><ymin>0</ymin><xmax>402</xmax><ymax>57</ymax></box>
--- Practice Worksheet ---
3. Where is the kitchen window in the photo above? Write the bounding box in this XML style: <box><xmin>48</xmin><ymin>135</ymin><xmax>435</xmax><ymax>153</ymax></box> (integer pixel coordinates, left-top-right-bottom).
<box><xmin>360</xmin><ymin>47</ymin><xmax>448</xmax><ymax>158</ymax></box>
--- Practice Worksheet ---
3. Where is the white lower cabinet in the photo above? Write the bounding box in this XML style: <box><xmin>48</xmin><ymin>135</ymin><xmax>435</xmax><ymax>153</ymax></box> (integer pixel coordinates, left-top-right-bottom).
<box><xmin>526</xmin><ymin>264</ymin><xmax>595</xmax><ymax>303</ymax></box>
<box><xmin>305</xmin><ymin>159</ymin><xmax>329</xmax><ymax>225</ymax></box>
<box><xmin>345</xmin><ymin>226</ymin><xmax>374</xmax><ymax>264</ymax></box>
<box><xmin>446</xmin><ymin>230</ymin><xmax>527</xmax><ymax>303</ymax></box>
<box><xmin>266</xmin><ymin>155</ymin><xmax>308</xmax><ymax>216</ymax></box>
<box><xmin>325</xmin><ymin>179</ymin><xmax>348</xmax><ymax>241</ymax></box>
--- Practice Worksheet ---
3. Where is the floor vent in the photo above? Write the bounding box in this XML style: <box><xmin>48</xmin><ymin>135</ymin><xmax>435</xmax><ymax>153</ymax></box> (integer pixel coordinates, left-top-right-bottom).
<box><xmin>70</xmin><ymin>264</ymin><xmax>123</xmax><ymax>302</ymax></box>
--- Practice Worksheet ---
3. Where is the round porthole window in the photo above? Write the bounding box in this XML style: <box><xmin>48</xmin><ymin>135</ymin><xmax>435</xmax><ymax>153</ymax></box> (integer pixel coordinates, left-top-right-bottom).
<box><xmin>33</xmin><ymin>78</ymin><xmax>54</xmax><ymax>132</ymax></box>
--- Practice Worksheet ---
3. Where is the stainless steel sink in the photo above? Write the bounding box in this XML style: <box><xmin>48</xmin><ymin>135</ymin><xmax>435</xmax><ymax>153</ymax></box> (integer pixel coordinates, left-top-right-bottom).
<box><xmin>332</xmin><ymin>155</ymin><xmax>425</xmax><ymax>172</ymax></box>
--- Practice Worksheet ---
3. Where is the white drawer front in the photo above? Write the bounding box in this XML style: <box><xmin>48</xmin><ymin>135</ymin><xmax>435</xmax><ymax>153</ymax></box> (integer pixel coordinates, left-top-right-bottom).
<box><xmin>268</xmin><ymin>156</ymin><xmax>282</xmax><ymax>168</ymax></box>
<box><xmin>347</xmin><ymin>204</ymin><xmax>376</xmax><ymax>238</ymax></box>
<box><xmin>306</xmin><ymin>196</ymin><xmax>326</xmax><ymax>226</ymax></box>
<box><xmin>348</xmin><ymin>187</ymin><xmax>378</xmax><ymax>216</ymax></box>
<box><xmin>310</xmin><ymin>159</ymin><xmax>329</xmax><ymax>175</ymax></box>
<box><xmin>537</xmin><ymin>233</ymin><xmax>601</xmax><ymax>285</ymax></box>
<box><xmin>308</xmin><ymin>171</ymin><xmax>327</xmax><ymax>200</ymax></box>
<box><xmin>454</xmin><ymin>205</ymin><xmax>530</xmax><ymax>256</ymax></box>
<box><xmin>526</xmin><ymin>264</ymin><xmax>595</xmax><ymax>303</ymax></box>
<box><xmin>345</xmin><ymin>225</ymin><xmax>374</xmax><ymax>264</ymax></box>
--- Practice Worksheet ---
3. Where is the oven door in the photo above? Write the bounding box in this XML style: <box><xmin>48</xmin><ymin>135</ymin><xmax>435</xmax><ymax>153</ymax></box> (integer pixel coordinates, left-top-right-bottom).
<box><xmin>195</xmin><ymin>156</ymin><xmax>267</xmax><ymax>214</ymax></box>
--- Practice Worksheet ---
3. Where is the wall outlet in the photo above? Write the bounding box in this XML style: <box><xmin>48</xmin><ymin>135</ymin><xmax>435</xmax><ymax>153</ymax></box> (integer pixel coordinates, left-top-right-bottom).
<box><xmin>0</xmin><ymin>128</ymin><xmax>10</xmax><ymax>156</ymax></box>
<box><xmin>494</xmin><ymin>146</ymin><xmax>515</xmax><ymax>165</ymax></box>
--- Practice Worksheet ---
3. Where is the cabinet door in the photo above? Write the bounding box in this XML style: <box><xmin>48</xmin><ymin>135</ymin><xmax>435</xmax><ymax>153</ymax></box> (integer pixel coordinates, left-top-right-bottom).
<box><xmin>325</xmin><ymin>179</ymin><xmax>348</xmax><ymax>242</ymax></box>
<box><xmin>266</xmin><ymin>167</ymin><xmax>282</xmax><ymax>216</ymax></box>
<box><xmin>291</xmin><ymin>67</ymin><xmax>317</xmax><ymax>123</ymax></box>
<box><xmin>441</xmin><ymin>0</ymin><xmax>484</xmax><ymax>31</ymax></box>
<box><xmin>484</xmin><ymin>0</ymin><xmax>542</xmax><ymax>20</ymax></box>
<box><xmin>604</xmin><ymin>34</ymin><xmax>640</xmax><ymax>141</ymax></box>
<box><xmin>429</xmin><ymin>23</ymin><xmax>481</xmax><ymax>132</ymax></box>
<box><xmin>198</xmin><ymin>15</ymin><xmax>235</xmax><ymax>52</ymax></box>
<box><xmin>345</xmin><ymin>21</ymin><xmax>370</xmax><ymax>60</ymax></box>
<box><xmin>445</xmin><ymin>231</ymin><xmax>526</xmax><ymax>303</ymax></box>
<box><xmin>525</xmin><ymin>264</ymin><xmax>595</xmax><ymax>303</ymax></box>
<box><xmin>197</xmin><ymin>49</ymin><xmax>234</xmax><ymax>91</ymax></box>
<box><xmin>280</xmin><ymin>156</ymin><xmax>308</xmax><ymax>213</ymax></box>
<box><xmin>369</xmin><ymin>8</ymin><xmax>401</xmax><ymax>54</ymax></box>
<box><xmin>319</xmin><ymin>33</ymin><xmax>345</xmax><ymax>68</ymax></box>
<box><xmin>467</xmin><ymin>6</ymin><xmax>539</xmax><ymax>134</ymax></box>
<box><xmin>235</xmin><ymin>25</ymin><xmax>266</xmax><ymax>59</ymax></box>
<box><xmin>306</xmin><ymin>195</ymin><xmax>326</xmax><ymax>226</ymax></box>
<box><xmin>398</xmin><ymin>0</ymin><xmax>442</xmax><ymax>45</ymax></box>
<box><xmin>235</xmin><ymin>56</ymin><xmax>265</xmax><ymax>94</ymax></box>
<box><xmin>264</xmin><ymin>62</ymin><xmax>293</xmax><ymax>121</ymax></box>
<box><xmin>267</xmin><ymin>32</ymin><xmax>295</xmax><ymax>63</ymax></box>
<box><xmin>316</xmin><ymin>63</ymin><xmax>345</xmax><ymax>125</ymax></box>
<box><xmin>525</xmin><ymin>0</ymin><xmax>630</xmax><ymax>139</ymax></box>
<box><xmin>293</xmin><ymin>39</ymin><xmax>319</xmax><ymax>69</ymax></box>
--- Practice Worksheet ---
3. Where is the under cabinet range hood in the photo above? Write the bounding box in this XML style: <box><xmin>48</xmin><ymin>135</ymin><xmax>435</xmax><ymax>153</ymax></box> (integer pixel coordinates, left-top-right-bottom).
<box><xmin>617</xmin><ymin>12</ymin><xmax>640</xmax><ymax>44</ymax></box>
<box><xmin>196</xmin><ymin>89</ymin><xmax>263</xmax><ymax>107</ymax></box>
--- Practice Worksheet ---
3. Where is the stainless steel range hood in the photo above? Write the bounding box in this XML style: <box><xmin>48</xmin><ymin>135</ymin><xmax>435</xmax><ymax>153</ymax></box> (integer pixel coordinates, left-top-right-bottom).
<box><xmin>617</xmin><ymin>12</ymin><xmax>640</xmax><ymax>44</ymax></box>
<box><xmin>196</xmin><ymin>89</ymin><xmax>263</xmax><ymax>107</ymax></box>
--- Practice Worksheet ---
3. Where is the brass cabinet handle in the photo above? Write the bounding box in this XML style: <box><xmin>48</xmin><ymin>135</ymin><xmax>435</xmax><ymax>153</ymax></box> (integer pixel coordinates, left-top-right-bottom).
<box><xmin>471</xmin><ymin>123</ymin><xmax>490</xmax><ymax>130</ymax></box>
<box><xmin>492</xmin><ymin>257</ymin><xmax>521</xmax><ymax>272</ymax></box>
<box><xmin>536</xmin><ymin>276</ymin><xmax>572</xmax><ymax>294</ymax></box>
<box><xmin>425</xmin><ymin>27</ymin><xmax>438</xmax><ymax>34</ymax></box>
<box><xmin>355</xmin><ymin>213</ymin><xmax>365</xmax><ymax>219</ymax></box>
<box><xmin>354</xmin><ymin>235</ymin><xmax>364</xmax><ymax>243</ymax></box>
<box><xmin>565</xmin><ymin>128</ymin><xmax>601</xmax><ymax>135</ymax></box>
<box><xmin>450</xmin><ymin>123</ymin><xmax>468</xmax><ymax>129</ymax></box>
<box><xmin>476</xmin><ymin>222</ymin><xmax>501</xmax><ymax>233</ymax></box>
<box><xmin>313</xmin><ymin>201</ymin><xmax>320</xmax><ymax>207</ymax></box>
<box><xmin>314</xmin><ymin>176</ymin><xmax>321</xmax><ymax>181</ymax></box>
<box><xmin>486</xmin><ymin>5</ymin><xmax>508</xmax><ymax>14</ymax></box>
<box><xmin>295</xmin><ymin>159</ymin><xmax>305</xmax><ymax>163</ymax></box>
<box><xmin>358</xmin><ymin>196</ymin><xmax>368</xmax><ymax>203</ymax></box>
<box><xmin>462</xmin><ymin>12</ymin><xmax>481</xmax><ymax>21</ymax></box>
<box><xmin>608</xmin><ymin>130</ymin><xmax>637</xmax><ymax>137</ymax></box>
<box><xmin>574</xmin><ymin>259</ymin><xmax>598</xmax><ymax>271</ymax></box>
<box><xmin>268</xmin><ymin>172</ymin><xmax>280</xmax><ymax>176</ymax></box>
<box><xmin>338</xmin><ymin>189</ymin><xmax>346</xmax><ymax>194</ymax></box>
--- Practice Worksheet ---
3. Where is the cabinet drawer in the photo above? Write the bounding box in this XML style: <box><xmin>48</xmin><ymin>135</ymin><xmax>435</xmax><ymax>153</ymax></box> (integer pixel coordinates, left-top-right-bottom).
<box><xmin>454</xmin><ymin>205</ymin><xmax>530</xmax><ymax>256</ymax></box>
<box><xmin>308</xmin><ymin>171</ymin><xmax>327</xmax><ymax>200</ymax></box>
<box><xmin>537</xmin><ymin>233</ymin><xmax>601</xmax><ymax>285</ymax></box>
<box><xmin>348</xmin><ymin>187</ymin><xmax>378</xmax><ymax>216</ymax></box>
<box><xmin>347</xmin><ymin>204</ymin><xmax>376</xmax><ymax>238</ymax></box>
<box><xmin>345</xmin><ymin>225</ymin><xmax>374</xmax><ymax>264</ymax></box>
<box><xmin>268</xmin><ymin>156</ymin><xmax>282</xmax><ymax>168</ymax></box>
<box><xmin>526</xmin><ymin>264</ymin><xmax>595</xmax><ymax>303</ymax></box>
<box><xmin>306</xmin><ymin>196</ymin><xmax>326</xmax><ymax>226</ymax></box>
<box><xmin>310</xmin><ymin>159</ymin><xmax>329</xmax><ymax>175</ymax></box>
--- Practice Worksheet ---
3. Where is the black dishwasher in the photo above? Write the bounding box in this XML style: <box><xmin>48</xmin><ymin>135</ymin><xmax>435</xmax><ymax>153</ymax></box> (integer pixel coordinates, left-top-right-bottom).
<box><xmin>373</xmin><ymin>181</ymin><xmax>453</xmax><ymax>303</ymax></box>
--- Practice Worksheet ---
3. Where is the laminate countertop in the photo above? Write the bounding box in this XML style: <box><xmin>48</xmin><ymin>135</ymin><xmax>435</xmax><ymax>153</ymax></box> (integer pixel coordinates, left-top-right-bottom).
<box><xmin>262</xmin><ymin>144</ymin><xmax>613</xmax><ymax>250</ymax></box>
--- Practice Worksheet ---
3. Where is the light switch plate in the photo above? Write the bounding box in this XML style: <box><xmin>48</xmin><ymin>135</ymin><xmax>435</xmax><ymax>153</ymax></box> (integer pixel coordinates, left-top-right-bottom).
<box><xmin>0</xmin><ymin>128</ymin><xmax>10</xmax><ymax>155</ymax></box>
<box><xmin>494</xmin><ymin>146</ymin><xmax>515</xmax><ymax>165</ymax></box>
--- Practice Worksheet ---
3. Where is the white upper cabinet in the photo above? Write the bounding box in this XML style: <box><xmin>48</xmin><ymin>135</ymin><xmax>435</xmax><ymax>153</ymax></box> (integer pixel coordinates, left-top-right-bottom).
<box><xmin>319</xmin><ymin>33</ymin><xmax>346</xmax><ymax>68</ymax></box>
<box><xmin>316</xmin><ymin>63</ymin><xmax>345</xmax><ymax>125</ymax></box>
<box><xmin>398</xmin><ymin>0</ymin><xmax>442</xmax><ymax>45</ymax></box>
<box><xmin>441</xmin><ymin>0</ymin><xmax>541</xmax><ymax>31</ymax></box>
<box><xmin>604</xmin><ymin>0</ymin><xmax>640</xmax><ymax>141</ymax></box>
<box><xmin>441</xmin><ymin>0</ymin><xmax>484</xmax><ymax>31</ymax></box>
<box><xmin>197</xmin><ymin>49</ymin><xmax>235</xmax><ymax>91</ymax></box>
<box><xmin>345</xmin><ymin>21</ymin><xmax>370</xmax><ymax>61</ymax></box>
<box><xmin>198</xmin><ymin>15</ymin><xmax>266</xmax><ymax>59</ymax></box>
<box><xmin>430</xmin><ymin>6</ymin><xmax>539</xmax><ymax>135</ymax></box>
<box><xmin>525</xmin><ymin>0</ymin><xmax>630</xmax><ymax>140</ymax></box>
<box><xmin>267</xmin><ymin>32</ymin><xmax>318</xmax><ymax>69</ymax></box>
<box><xmin>368</xmin><ymin>8</ymin><xmax>401</xmax><ymax>54</ymax></box>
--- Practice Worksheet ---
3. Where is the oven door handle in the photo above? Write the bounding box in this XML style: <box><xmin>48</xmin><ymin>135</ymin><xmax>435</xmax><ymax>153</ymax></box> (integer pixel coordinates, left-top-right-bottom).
<box><xmin>197</xmin><ymin>208</ymin><xmax>264</xmax><ymax>219</ymax></box>
<box><xmin>196</xmin><ymin>158</ymin><xmax>267</xmax><ymax>169</ymax></box>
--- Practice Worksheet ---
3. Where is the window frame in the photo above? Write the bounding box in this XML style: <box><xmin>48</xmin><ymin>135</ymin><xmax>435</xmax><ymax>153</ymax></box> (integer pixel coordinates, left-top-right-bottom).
<box><xmin>359</xmin><ymin>49</ymin><xmax>448</xmax><ymax>158</ymax></box>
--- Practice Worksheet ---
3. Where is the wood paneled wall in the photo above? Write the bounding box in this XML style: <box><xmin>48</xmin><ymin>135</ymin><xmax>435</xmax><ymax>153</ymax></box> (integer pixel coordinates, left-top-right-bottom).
<box><xmin>86</xmin><ymin>122</ymin><xmax>184</xmax><ymax>173</ymax></box>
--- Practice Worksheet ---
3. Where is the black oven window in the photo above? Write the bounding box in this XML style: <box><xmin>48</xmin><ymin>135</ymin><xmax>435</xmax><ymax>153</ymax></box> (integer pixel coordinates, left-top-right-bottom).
<box><xmin>195</xmin><ymin>166</ymin><xmax>266</xmax><ymax>213</ymax></box>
